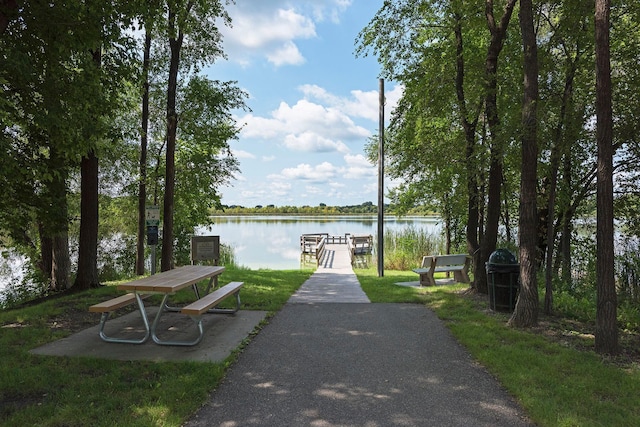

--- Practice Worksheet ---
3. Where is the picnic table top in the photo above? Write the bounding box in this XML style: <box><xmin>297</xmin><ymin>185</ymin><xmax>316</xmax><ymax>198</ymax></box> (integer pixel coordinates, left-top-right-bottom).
<box><xmin>117</xmin><ymin>265</ymin><xmax>225</xmax><ymax>294</ymax></box>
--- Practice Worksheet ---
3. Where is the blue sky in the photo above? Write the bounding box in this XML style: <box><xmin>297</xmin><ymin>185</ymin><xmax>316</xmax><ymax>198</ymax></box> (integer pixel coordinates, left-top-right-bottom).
<box><xmin>204</xmin><ymin>0</ymin><xmax>402</xmax><ymax>208</ymax></box>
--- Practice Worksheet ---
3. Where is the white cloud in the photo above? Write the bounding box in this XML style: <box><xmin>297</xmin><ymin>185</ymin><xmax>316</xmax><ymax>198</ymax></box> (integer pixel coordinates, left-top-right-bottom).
<box><xmin>233</xmin><ymin>149</ymin><xmax>256</xmax><ymax>159</ymax></box>
<box><xmin>283</xmin><ymin>132</ymin><xmax>349</xmax><ymax>153</ymax></box>
<box><xmin>300</xmin><ymin>83</ymin><xmax>404</xmax><ymax>122</ymax></box>
<box><xmin>343</xmin><ymin>153</ymin><xmax>376</xmax><ymax>179</ymax></box>
<box><xmin>222</xmin><ymin>6</ymin><xmax>316</xmax><ymax>67</ymax></box>
<box><xmin>221</xmin><ymin>1</ymin><xmax>355</xmax><ymax>67</ymax></box>
<box><xmin>269</xmin><ymin>162</ymin><xmax>338</xmax><ymax>182</ymax></box>
<box><xmin>266</xmin><ymin>40</ymin><xmax>306</xmax><ymax>66</ymax></box>
<box><xmin>268</xmin><ymin>180</ymin><xmax>292</xmax><ymax>195</ymax></box>
<box><xmin>227</xmin><ymin>8</ymin><xmax>315</xmax><ymax>49</ymax></box>
<box><xmin>272</xmin><ymin>100</ymin><xmax>369</xmax><ymax>139</ymax></box>
<box><xmin>238</xmin><ymin>96</ymin><xmax>370</xmax><ymax>154</ymax></box>
<box><xmin>240</xmin><ymin>114</ymin><xmax>287</xmax><ymax>138</ymax></box>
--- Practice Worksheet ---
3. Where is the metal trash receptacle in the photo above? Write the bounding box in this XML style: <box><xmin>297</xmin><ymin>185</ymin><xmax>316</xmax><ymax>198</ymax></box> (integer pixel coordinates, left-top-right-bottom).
<box><xmin>486</xmin><ymin>249</ymin><xmax>520</xmax><ymax>312</ymax></box>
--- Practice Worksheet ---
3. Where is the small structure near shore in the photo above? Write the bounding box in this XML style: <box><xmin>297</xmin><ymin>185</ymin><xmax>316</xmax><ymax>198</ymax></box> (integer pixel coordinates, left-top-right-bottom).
<box><xmin>300</xmin><ymin>233</ymin><xmax>373</xmax><ymax>266</ymax></box>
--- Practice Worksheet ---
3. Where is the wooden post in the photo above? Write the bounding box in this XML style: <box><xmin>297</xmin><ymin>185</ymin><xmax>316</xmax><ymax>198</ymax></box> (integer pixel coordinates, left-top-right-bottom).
<box><xmin>378</xmin><ymin>78</ymin><xmax>385</xmax><ymax>277</ymax></box>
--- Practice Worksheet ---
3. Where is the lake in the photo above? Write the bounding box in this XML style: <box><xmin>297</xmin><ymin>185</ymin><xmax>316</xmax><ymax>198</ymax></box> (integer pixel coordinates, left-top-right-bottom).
<box><xmin>199</xmin><ymin>215</ymin><xmax>442</xmax><ymax>270</ymax></box>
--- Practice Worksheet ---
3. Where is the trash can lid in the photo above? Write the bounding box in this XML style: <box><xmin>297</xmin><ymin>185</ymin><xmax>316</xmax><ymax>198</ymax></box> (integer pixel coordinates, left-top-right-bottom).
<box><xmin>488</xmin><ymin>248</ymin><xmax>517</xmax><ymax>264</ymax></box>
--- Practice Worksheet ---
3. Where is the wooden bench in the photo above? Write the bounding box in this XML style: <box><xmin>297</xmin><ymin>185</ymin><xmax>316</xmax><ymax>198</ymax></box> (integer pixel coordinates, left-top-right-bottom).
<box><xmin>412</xmin><ymin>254</ymin><xmax>470</xmax><ymax>287</ymax></box>
<box><xmin>89</xmin><ymin>293</ymin><xmax>137</xmax><ymax>313</ymax></box>
<box><xmin>167</xmin><ymin>281</ymin><xmax>243</xmax><ymax>346</ymax></box>
<box><xmin>181</xmin><ymin>281</ymin><xmax>243</xmax><ymax>316</ymax></box>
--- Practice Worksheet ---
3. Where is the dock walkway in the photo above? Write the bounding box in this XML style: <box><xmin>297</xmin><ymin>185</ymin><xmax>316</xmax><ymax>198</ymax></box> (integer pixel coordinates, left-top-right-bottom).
<box><xmin>289</xmin><ymin>244</ymin><xmax>370</xmax><ymax>303</ymax></box>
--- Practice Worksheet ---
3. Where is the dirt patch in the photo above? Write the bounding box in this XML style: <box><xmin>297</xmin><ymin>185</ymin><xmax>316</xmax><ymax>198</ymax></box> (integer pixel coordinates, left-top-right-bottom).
<box><xmin>46</xmin><ymin>300</ymin><xmax>141</xmax><ymax>334</ymax></box>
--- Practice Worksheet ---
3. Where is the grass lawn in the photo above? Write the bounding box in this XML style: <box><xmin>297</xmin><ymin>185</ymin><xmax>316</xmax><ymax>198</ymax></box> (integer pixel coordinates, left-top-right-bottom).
<box><xmin>1</xmin><ymin>266</ymin><xmax>639</xmax><ymax>426</ymax></box>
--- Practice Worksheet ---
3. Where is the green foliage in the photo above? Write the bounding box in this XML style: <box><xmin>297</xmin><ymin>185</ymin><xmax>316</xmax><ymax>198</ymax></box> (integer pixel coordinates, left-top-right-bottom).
<box><xmin>214</xmin><ymin>202</ymin><xmax>387</xmax><ymax>215</ymax></box>
<box><xmin>615</xmin><ymin>237</ymin><xmax>640</xmax><ymax>305</ymax></box>
<box><xmin>553</xmin><ymin>291</ymin><xmax>596</xmax><ymax>323</ymax></box>
<box><xmin>0</xmin><ymin>0</ymin><xmax>247</xmax><ymax>291</ymax></box>
<box><xmin>382</xmin><ymin>225</ymin><xmax>445</xmax><ymax>270</ymax></box>
<box><xmin>618</xmin><ymin>300</ymin><xmax>640</xmax><ymax>332</ymax></box>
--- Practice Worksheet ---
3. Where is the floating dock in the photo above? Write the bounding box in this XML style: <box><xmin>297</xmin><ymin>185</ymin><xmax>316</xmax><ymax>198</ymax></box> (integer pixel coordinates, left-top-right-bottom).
<box><xmin>300</xmin><ymin>233</ymin><xmax>373</xmax><ymax>266</ymax></box>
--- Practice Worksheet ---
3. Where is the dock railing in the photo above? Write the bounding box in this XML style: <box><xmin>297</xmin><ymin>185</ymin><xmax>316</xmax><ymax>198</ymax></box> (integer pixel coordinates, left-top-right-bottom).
<box><xmin>301</xmin><ymin>233</ymin><xmax>372</xmax><ymax>266</ymax></box>
<box><xmin>315</xmin><ymin>236</ymin><xmax>326</xmax><ymax>266</ymax></box>
<box><xmin>300</xmin><ymin>233</ymin><xmax>328</xmax><ymax>254</ymax></box>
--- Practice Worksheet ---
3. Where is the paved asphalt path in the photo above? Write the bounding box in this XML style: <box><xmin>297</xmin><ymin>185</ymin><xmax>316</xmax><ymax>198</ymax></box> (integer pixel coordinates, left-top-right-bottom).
<box><xmin>185</xmin><ymin>246</ymin><xmax>533</xmax><ymax>427</ymax></box>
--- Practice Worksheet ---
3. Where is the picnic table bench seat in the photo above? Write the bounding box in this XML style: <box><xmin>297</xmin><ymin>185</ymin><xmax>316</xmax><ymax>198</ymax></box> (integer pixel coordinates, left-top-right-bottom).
<box><xmin>89</xmin><ymin>293</ymin><xmax>138</xmax><ymax>313</ymax></box>
<box><xmin>412</xmin><ymin>254</ymin><xmax>470</xmax><ymax>287</ymax></box>
<box><xmin>181</xmin><ymin>281</ymin><xmax>243</xmax><ymax>316</ymax></box>
<box><xmin>89</xmin><ymin>293</ymin><xmax>152</xmax><ymax>344</ymax></box>
<box><xmin>170</xmin><ymin>281</ymin><xmax>244</xmax><ymax>346</ymax></box>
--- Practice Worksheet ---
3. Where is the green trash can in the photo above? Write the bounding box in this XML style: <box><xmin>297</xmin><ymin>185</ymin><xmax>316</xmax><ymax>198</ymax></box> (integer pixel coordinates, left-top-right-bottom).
<box><xmin>486</xmin><ymin>249</ymin><xmax>520</xmax><ymax>312</ymax></box>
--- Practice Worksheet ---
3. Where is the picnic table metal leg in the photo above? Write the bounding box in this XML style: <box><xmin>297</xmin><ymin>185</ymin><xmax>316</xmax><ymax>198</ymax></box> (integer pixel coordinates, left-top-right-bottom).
<box><xmin>205</xmin><ymin>290</ymin><xmax>241</xmax><ymax>314</ymax></box>
<box><xmin>151</xmin><ymin>287</ymin><xmax>240</xmax><ymax>346</ymax></box>
<box><xmin>151</xmin><ymin>294</ymin><xmax>205</xmax><ymax>346</ymax></box>
<box><xmin>96</xmin><ymin>293</ymin><xmax>151</xmax><ymax>344</ymax></box>
<box><xmin>162</xmin><ymin>276</ymin><xmax>217</xmax><ymax>312</ymax></box>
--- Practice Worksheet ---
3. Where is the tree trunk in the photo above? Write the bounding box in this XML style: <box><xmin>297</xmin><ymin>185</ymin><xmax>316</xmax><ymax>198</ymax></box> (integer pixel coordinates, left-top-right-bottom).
<box><xmin>74</xmin><ymin>149</ymin><xmax>100</xmax><ymax>289</ymax></box>
<box><xmin>453</xmin><ymin>11</ymin><xmax>482</xmax><ymax>288</ymax></box>
<box><xmin>543</xmin><ymin>53</ymin><xmax>578</xmax><ymax>314</ymax></box>
<box><xmin>160</xmin><ymin>9</ymin><xmax>183</xmax><ymax>272</ymax></box>
<box><xmin>0</xmin><ymin>0</ymin><xmax>18</xmax><ymax>34</ymax></box>
<box><xmin>48</xmin><ymin>182</ymin><xmax>70</xmax><ymax>292</ymax></box>
<box><xmin>51</xmin><ymin>233</ymin><xmax>70</xmax><ymax>291</ymax></box>
<box><xmin>74</xmin><ymin>46</ymin><xmax>102</xmax><ymax>290</ymax></box>
<box><xmin>594</xmin><ymin>0</ymin><xmax>618</xmax><ymax>354</ymax></box>
<box><xmin>38</xmin><ymin>223</ymin><xmax>52</xmax><ymax>281</ymax></box>
<box><xmin>136</xmin><ymin>29</ymin><xmax>152</xmax><ymax>276</ymax></box>
<box><xmin>509</xmin><ymin>0</ymin><xmax>539</xmax><ymax>327</ymax></box>
<box><xmin>46</xmin><ymin>147</ymin><xmax>71</xmax><ymax>291</ymax></box>
<box><xmin>478</xmin><ymin>0</ymin><xmax>518</xmax><ymax>294</ymax></box>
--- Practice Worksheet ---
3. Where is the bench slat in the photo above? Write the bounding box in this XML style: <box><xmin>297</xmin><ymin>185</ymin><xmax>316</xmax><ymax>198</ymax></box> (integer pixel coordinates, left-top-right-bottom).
<box><xmin>433</xmin><ymin>255</ymin><xmax>468</xmax><ymax>266</ymax></box>
<box><xmin>434</xmin><ymin>265</ymin><xmax>465</xmax><ymax>272</ymax></box>
<box><xmin>89</xmin><ymin>293</ymin><xmax>138</xmax><ymax>313</ymax></box>
<box><xmin>181</xmin><ymin>282</ymin><xmax>243</xmax><ymax>316</ymax></box>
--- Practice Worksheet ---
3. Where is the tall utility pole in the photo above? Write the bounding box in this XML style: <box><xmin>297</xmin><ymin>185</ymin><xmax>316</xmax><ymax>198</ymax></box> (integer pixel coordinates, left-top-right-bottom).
<box><xmin>378</xmin><ymin>78</ymin><xmax>385</xmax><ymax>277</ymax></box>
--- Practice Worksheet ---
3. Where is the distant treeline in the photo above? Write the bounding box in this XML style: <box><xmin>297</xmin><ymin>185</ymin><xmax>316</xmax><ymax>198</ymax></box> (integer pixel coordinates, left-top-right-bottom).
<box><xmin>212</xmin><ymin>202</ymin><xmax>437</xmax><ymax>216</ymax></box>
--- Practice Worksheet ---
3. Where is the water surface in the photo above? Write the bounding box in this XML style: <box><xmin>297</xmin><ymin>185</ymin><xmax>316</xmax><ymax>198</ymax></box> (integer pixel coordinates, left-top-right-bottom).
<box><xmin>199</xmin><ymin>215</ymin><xmax>441</xmax><ymax>270</ymax></box>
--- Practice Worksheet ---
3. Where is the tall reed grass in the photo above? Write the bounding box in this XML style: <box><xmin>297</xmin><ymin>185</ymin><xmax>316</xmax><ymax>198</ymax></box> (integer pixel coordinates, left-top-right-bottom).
<box><xmin>381</xmin><ymin>226</ymin><xmax>445</xmax><ymax>270</ymax></box>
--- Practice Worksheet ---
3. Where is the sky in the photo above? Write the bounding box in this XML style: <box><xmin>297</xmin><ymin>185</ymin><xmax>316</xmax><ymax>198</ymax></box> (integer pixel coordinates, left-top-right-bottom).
<box><xmin>204</xmin><ymin>0</ymin><xmax>403</xmax><ymax>208</ymax></box>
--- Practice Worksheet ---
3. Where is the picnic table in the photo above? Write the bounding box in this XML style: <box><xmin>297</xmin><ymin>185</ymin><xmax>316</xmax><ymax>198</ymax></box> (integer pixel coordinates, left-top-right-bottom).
<box><xmin>90</xmin><ymin>265</ymin><xmax>243</xmax><ymax>346</ymax></box>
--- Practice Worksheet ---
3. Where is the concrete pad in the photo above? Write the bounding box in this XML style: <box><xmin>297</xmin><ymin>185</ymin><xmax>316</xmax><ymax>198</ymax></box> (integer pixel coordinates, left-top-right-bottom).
<box><xmin>396</xmin><ymin>278</ymin><xmax>459</xmax><ymax>288</ymax></box>
<box><xmin>30</xmin><ymin>309</ymin><xmax>267</xmax><ymax>363</ymax></box>
<box><xmin>394</xmin><ymin>280</ymin><xmax>422</xmax><ymax>287</ymax></box>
